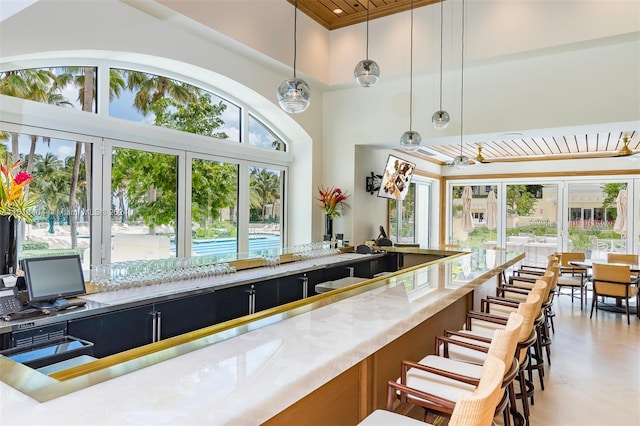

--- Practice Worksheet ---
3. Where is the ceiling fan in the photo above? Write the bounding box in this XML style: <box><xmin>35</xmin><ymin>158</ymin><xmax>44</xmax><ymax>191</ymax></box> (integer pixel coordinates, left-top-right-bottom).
<box><xmin>468</xmin><ymin>136</ymin><xmax>639</xmax><ymax>163</ymax></box>
<box><xmin>615</xmin><ymin>136</ymin><xmax>639</xmax><ymax>157</ymax></box>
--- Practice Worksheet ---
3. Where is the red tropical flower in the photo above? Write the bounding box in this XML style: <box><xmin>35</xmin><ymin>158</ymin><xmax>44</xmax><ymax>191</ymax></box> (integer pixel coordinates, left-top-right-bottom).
<box><xmin>317</xmin><ymin>186</ymin><xmax>350</xmax><ymax>218</ymax></box>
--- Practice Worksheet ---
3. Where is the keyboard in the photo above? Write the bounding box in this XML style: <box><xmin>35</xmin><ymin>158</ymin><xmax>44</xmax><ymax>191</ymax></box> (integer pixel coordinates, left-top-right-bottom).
<box><xmin>0</xmin><ymin>295</ymin><xmax>24</xmax><ymax>315</ymax></box>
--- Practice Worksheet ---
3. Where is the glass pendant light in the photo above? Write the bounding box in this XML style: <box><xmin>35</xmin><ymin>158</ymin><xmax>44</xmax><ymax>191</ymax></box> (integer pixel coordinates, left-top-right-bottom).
<box><xmin>354</xmin><ymin>0</ymin><xmax>380</xmax><ymax>87</ymax></box>
<box><xmin>432</xmin><ymin>0</ymin><xmax>450</xmax><ymax>129</ymax></box>
<box><xmin>277</xmin><ymin>0</ymin><xmax>311</xmax><ymax>114</ymax></box>
<box><xmin>452</xmin><ymin>0</ymin><xmax>469</xmax><ymax>169</ymax></box>
<box><xmin>400</xmin><ymin>0</ymin><xmax>421</xmax><ymax>151</ymax></box>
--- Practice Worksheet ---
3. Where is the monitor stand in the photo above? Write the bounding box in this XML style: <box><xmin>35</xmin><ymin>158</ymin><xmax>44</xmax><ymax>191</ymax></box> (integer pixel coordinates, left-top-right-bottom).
<box><xmin>29</xmin><ymin>298</ymin><xmax>65</xmax><ymax>310</ymax></box>
<box><xmin>29</xmin><ymin>298</ymin><xmax>86</xmax><ymax>312</ymax></box>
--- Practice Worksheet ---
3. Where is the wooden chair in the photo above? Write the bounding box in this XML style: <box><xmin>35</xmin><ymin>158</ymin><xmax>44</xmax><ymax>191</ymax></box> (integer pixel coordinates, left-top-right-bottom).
<box><xmin>363</xmin><ymin>355</ymin><xmax>506</xmax><ymax>426</ymax></box>
<box><xmin>556</xmin><ymin>252</ymin><xmax>588</xmax><ymax>309</ymax></box>
<box><xmin>400</xmin><ymin>312</ymin><xmax>523</xmax><ymax>426</ymax></box>
<box><xmin>437</xmin><ymin>292</ymin><xmax>542</xmax><ymax>425</ymax></box>
<box><xmin>607</xmin><ymin>253</ymin><xmax>639</xmax><ymax>279</ymax></box>
<box><xmin>590</xmin><ymin>263</ymin><xmax>640</xmax><ymax>325</ymax></box>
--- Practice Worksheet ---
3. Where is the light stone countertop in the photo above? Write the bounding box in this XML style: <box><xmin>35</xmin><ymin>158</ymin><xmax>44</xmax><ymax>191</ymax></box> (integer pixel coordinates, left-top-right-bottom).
<box><xmin>0</xmin><ymin>249</ymin><xmax>522</xmax><ymax>426</ymax></box>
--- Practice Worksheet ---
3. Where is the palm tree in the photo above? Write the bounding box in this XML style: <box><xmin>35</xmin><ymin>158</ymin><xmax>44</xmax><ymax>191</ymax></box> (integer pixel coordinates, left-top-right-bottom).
<box><xmin>125</xmin><ymin>70</ymin><xmax>199</xmax><ymax>116</ymax></box>
<box><xmin>250</xmin><ymin>168</ymin><xmax>280</xmax><ymax>221</ymax></box>
<box><xmin>0</xmin><ymin>68</ymin><xmax>59</xmax><ymax>162</ymax></box>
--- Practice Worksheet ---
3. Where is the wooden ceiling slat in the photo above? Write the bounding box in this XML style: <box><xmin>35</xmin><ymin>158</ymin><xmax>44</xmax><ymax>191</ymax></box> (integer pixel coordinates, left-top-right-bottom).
<box><xmin>290</xmin><ymin>0</ymin><xmax>441</xmax><ymax>30</ymax></box>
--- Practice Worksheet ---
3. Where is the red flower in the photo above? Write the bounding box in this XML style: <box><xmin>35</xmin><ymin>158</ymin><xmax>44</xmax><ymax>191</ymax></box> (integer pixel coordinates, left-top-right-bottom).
<box><xmin>14</xmin><ymin>171</ymin><xmax>32</xmax><ymax>185</ymax></box>
<box><xmin>317</xmin><ymin>186</ymin><xmax>350</xmax><ymax>217</ymax></box>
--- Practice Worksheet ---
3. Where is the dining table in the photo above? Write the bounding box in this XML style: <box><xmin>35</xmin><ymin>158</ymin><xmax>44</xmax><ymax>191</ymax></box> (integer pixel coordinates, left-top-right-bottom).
<box><xmin>569</xmin><ymin>258</ymin><xmax>640</xmax><ymax>314</ymax></box>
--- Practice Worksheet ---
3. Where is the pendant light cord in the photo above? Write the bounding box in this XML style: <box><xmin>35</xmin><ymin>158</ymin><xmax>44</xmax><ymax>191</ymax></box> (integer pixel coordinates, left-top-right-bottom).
<box><xmin>293</xmin><ymin>0</ymin><xmax>298</xmax><ymax>79</ymax></box>
<box><xmin>459</xmin><ymin>0</ymin><xmax>465</xmax><ymax>156</ymax></box>
<box><xmin>366</xmin><ymin>0</ymin><xmax>370</xmax><ymax>60</ymax></box>
<box><xmin>438</xmin><ymin>0</ymin><xmax>444</xmax><ymax>110</ymax></box>
<box><xmin>409</xmin><ymin>0</ymin><xmax>414</xmax><ymax>132</ymax></box>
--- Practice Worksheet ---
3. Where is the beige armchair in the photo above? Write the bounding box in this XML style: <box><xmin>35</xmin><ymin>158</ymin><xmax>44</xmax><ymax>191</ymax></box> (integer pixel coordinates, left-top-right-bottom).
<box><xmin>590</xmin><ymin>263</ymin><xmax>640</xmax><ymax>325</ymax></box>
<box><xmin>358</xmin><ymin>356</ymin><xmax>506</xmax><ymax>426</ymax></box>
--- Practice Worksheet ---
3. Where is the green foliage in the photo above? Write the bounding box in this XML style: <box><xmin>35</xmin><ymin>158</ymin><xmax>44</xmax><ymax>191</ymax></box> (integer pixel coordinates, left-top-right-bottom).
<box><xmin>506</xmin><ymin>185</ymin><xmax>537</xmax><ymax>216</ymax></box>
<box><xmin>601</xmin><ymin>183</ymin><xmax>624</xmax><ymax>217</ymax></box>
<box><xmin>250</xmin><ymin>168</ymin><xmax>281</xmax><ymax>222</ymax></box>
<box><xmin>150</xmin><ymin>94</ymin><xmax>228</xmax><ymax>139</ymax></box>
<box><xmin>22</xmin><ymin>241</ymin><xmax>49</xmax><ymax>250</ymax></box>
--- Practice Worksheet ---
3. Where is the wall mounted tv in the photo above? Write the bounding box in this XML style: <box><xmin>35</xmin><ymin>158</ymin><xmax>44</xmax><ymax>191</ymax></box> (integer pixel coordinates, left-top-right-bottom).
<box><xmin>377</xmin><ymin>154</ymin><xmax>415</xmax><ymax>201</ymax></box>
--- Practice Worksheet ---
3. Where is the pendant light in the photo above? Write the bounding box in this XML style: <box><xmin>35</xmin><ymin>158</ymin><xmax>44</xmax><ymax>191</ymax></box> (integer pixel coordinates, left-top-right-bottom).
<box><xmin>277</xmin><ymin>0</ymin><xmax>311</xmax><ymax>114</ymax></box>
<box><xmin>432</xmin><ymin>0</ymin><xmax>450</xmax><ymax>129</ymax></box>
<box><xmin>400</xmin><ymin>0</ymin><xmax>421</xmax><ymax>151</ymax></box>
<box><xmin>354</xmin><ymin>0</ymin><xmax>380</xmax><ymax>87</ymax></box>
<box><xmin>452</xmin><ymin>0</ymin><xmax>469</xmax><ymax>169</ymax></box>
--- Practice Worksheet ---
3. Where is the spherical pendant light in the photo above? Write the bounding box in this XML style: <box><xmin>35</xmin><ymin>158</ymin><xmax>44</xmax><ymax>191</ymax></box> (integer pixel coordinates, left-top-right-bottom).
<box><xmin>277</xmin><ymin>0</ymin><xmax>311</xmax><ymax>114</ymax></box>
<box><xmin>432</xmin><ymin>110</ymin><xmax>450</xmax><ymax>129</ymax></box>
<box><xmin>354</xmin><ymin>60</ymin><xmax>380</xmax><ymax>87</ymax></box>
<box><xmin>400</xmin><ymin>130</ymin><xmax>422</xmax><ymax>151</ymax></box>
<box><xmin>452</xmin><ymin>154</ymin><xmax>470</xmax><ymax>169</ymax></box>
<box><xmin>354</xmin><ymin>1</ymin><xmax>380</xmax><ymax>87</ymax></box>
<box><xmin>277</xmin><ymin>78</ymin><xmax>311</xmax><ymax>114</ymax></box>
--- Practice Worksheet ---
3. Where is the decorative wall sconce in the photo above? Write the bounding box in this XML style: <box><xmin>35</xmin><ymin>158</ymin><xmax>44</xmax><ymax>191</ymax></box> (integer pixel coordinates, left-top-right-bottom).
<box><xmin>366</xmin><ymin>172</ymin><xmax>383</xmax><ymax>194</ymax></box>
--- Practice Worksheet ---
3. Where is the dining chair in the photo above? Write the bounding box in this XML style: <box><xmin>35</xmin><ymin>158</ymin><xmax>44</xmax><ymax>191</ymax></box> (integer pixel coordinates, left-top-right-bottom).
<box><xmin>556</xmin><ymin>252</ymin><xmax>588</xmax><ymax>309</ymax></box>
<box><xmin>590</xmin><ymin>263</ymin><xmax>640</xmax><ymax>325</ymax></box>
<box><xmin>399</xmin><ymin>312</ymin><xmax>523</xmax><ymax>425</ymax></box>
<box><xmin>358</xmin><ymin>355</ymin><xmax>506</xmax><ymax>426</ymax></box>
<box><xmin>607</xmin><ymin>253</ymin><xmax>639</xmax><ymax>279</ymax></box>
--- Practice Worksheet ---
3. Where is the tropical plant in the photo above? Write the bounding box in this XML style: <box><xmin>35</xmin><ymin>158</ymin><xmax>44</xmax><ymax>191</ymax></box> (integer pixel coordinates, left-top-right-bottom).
<box><xmin>0</xmin><ymin>155</ymin><xmax>36</xmax><ymax>222</ymax></box>
<box><xmin>317</xmin><ymin>186</ymin><xmax>350</xmax><ymax>218</ymax></box>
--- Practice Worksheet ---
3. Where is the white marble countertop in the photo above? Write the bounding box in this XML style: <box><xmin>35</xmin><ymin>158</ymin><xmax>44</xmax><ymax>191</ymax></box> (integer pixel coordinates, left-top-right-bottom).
<box><xmin>0</xmin><ymin>249</ymin><xmax>521</xmax><ymax>426</ymax></box>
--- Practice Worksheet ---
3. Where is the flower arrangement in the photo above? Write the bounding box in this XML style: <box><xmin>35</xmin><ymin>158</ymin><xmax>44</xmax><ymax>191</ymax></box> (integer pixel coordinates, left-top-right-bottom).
<box><xmin>317</xmin><ymin>186</ymin><xmax>350</xmax><ymax>218</ymax></box>
<box><xmin>0</xmin><ymin>156</ymin><xmax>35</xmax><ymax>223</ymax></box>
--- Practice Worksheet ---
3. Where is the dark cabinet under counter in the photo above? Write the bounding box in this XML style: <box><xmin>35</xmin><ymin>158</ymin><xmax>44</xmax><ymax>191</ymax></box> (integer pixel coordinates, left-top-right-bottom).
<box><xmin>215</xmin><ymin>279</ymin><xmax>279</xmax><ymax>324</ymax></box>
<box><xmin>67</xmin><ymin>305</ymin><xmax>154</xmax><ymax>358</ymax></box>
<box><xmin>278</xmin><ymin>269</ymin><xmax>325</xmax><ymax>303</ymax></box>
<box><xmin>154</xmin><ymin>291</ymin><xmax>216</xmax><ymax>340</ymax></box>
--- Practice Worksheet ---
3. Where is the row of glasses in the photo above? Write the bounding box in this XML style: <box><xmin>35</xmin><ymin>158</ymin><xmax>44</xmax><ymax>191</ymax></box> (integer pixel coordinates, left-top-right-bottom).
<box><xmin>90</xmin><ymin>256</ymin><xmax>236</xmax><ymax>291</ymax></box>
<box><xmin>291</xmin><ymin>241</ymin><xmax>341</xmax><ymax>261</ymax></box>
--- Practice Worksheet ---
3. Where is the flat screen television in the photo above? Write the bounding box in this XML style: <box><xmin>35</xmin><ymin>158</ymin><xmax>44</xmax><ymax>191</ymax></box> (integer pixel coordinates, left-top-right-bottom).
<box><xmin>21</xmin><ymin>254</ymin><xmax>86</xmax><ymax>308</ymax></box>
<box><xmin>377</xmin><ymin>154</ymin><xmax>415</xmax><ymax>201</ymax></box>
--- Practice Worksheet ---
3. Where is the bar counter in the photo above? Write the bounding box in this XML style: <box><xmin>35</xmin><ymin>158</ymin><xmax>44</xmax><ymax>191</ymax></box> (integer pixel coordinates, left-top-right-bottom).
<box><xmin>0</xmin><ymin>248</ymin><xmax>523</xmax><ymax>425</ymax></box>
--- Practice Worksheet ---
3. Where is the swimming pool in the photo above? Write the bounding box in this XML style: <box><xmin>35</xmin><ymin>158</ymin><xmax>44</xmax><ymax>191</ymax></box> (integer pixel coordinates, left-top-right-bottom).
<box><xmin>170</xmin><ymin>235</ymin><xmax>281</xmax><ymax>257</ymax></box>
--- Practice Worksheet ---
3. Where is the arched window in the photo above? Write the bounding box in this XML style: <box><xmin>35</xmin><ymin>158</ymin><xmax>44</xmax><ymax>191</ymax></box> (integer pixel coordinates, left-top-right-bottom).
<box><xmin>0</xmin><ymin>61</ymin><xmax>291</xmax><ymax>272</ymax></box>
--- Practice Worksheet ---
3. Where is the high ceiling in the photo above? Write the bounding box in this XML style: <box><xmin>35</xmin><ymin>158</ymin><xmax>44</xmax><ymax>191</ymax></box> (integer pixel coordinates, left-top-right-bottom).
<box><xmin>287</xmin><ymin>0</ymin><xmax>440</xmax><ymax>31</ymax></box>
<box><xmin>288</xmin><ymin>0</ymin><xmax>639</xmax><ymax>166</ymax></box>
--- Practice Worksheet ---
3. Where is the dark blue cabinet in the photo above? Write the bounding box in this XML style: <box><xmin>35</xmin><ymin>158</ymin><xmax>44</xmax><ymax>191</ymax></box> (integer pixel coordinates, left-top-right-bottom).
<box><xmin>67</xmin><ymin>305</ymin><xmax>154</xmax><ymax>358</ymax></box>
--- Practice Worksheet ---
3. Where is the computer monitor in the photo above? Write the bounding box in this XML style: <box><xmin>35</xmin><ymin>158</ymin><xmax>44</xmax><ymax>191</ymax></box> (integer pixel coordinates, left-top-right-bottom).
<box><xmin>21</xmin><ymin>254</ymin><xmax>86</xmax><ymax>308</ymax></box>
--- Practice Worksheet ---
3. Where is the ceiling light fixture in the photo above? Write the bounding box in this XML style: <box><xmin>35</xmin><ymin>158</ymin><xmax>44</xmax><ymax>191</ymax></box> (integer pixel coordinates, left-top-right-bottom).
<box><xmin>354</xmin><ymin>0</ymin><xmax>380</xmax><ymax>87</ymax></box>
<box><xmin>400</xmin><ymin>0</ymin><xmax>421</xmax><ymax>151</ymax></box>
<box><xmin>452</xmin><ymin>0</ymin><xmax>469</xmax><ymax>169</ymax></box>
<box><xmin>432</xmin><ymin>0</ymin><xmax>450</xmax><ymax>129</ymax></box>
<box><xmin>277</xmin><ymin>0</ymin><xmax>311</xmax><ymax>114</ymax></box>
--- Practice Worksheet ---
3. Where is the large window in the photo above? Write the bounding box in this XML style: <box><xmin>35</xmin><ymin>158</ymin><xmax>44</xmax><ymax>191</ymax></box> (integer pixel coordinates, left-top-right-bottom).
<box><xmin>0</xmin><ymin>131</ymin><xmax>93</xmax><ymax>263</ymax></box>
<box><xmin>248</xmin><ymin>166</ymin><xmax>283</xmax><ymax>255</ymax></box>
<box><xmin>0</xmin><ymin>63</ymin><xmax>290</xmax><ymax>269</ymax></box>
<box><xmin>449</xmin><ymin>178</ymin><xmax>638</xmax><ymax>267</ymax></box>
